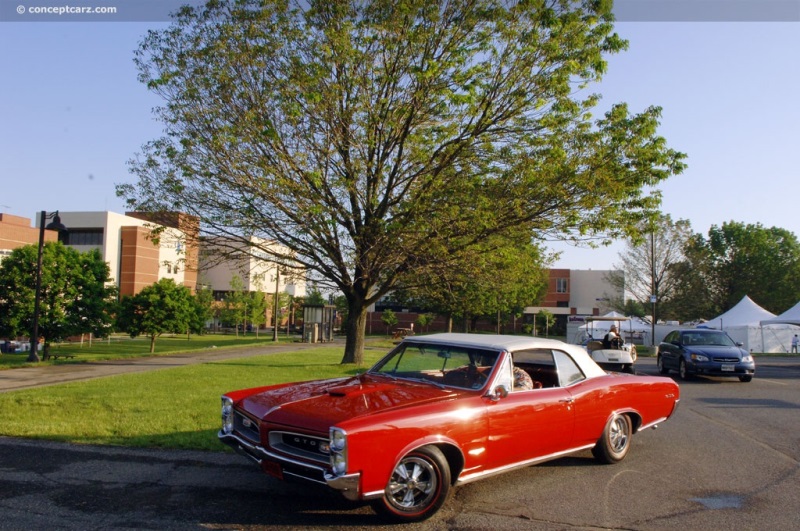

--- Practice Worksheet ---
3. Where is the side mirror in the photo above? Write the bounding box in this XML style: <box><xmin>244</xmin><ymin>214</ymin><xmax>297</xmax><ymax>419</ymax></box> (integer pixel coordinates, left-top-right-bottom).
<box><xmin>736</xmin><ymin>342</ymin><xmax>744</xmax><ymax>347</ymax></box>
<box><xmin>488</xmin><ymin>385</ymin><xmax>509</xmax><ymax>401</ymax></box>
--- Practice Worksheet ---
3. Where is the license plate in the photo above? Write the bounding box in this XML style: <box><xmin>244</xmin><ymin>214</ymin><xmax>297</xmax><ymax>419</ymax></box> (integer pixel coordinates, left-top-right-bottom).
<box><xmin>721</xmin><ymin>364</ymin><xmax>735</xmax><ymax>372</ymax></box>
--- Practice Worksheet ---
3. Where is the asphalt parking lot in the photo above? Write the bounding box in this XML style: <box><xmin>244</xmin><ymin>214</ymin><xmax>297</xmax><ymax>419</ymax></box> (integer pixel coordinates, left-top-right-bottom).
<box><xmin>1</xmin><ymin>356</ymin><xmax>798</xmax><ymax>530</ymax></box>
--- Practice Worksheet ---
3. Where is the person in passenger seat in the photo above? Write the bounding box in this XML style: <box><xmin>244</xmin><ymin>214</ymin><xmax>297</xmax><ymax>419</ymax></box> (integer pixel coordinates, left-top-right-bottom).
<box><xmin>513</xmin><ymin>366</ymin><xmax>534</xmax><ymax>390</ymax></box>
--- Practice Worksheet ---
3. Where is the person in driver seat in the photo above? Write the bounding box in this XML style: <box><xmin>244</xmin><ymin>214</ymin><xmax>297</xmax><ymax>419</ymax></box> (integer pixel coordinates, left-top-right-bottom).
<box><xmin>602</xmin><ymin>325</ymin><xmax>623</xmax><ymax>349</ymax></box>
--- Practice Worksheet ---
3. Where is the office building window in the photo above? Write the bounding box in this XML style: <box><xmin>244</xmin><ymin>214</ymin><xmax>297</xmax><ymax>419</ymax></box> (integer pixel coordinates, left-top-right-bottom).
<box><xmin>556</xmin><ymin>278</ymin><xmax>568</xmax><ymax>293</ymax></box>
<box><xmin>66</xmin><ymin>229</ymin><xmax>103</xmax><ymax>246</ymax></box>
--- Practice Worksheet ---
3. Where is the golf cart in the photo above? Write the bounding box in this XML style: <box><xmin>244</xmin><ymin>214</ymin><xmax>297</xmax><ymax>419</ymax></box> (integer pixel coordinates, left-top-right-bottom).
<box><xmin>584</xmin><ymin>316</ymin><xmax>638</xmax><ymax>373</ymax></box>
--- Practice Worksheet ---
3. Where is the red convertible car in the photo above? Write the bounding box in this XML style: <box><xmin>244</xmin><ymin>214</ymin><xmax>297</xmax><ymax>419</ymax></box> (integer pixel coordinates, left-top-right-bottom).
<box><xmin>219</xmin><ymin>333</ymin><xmax>680</xmax><ymax>522</ymax></box>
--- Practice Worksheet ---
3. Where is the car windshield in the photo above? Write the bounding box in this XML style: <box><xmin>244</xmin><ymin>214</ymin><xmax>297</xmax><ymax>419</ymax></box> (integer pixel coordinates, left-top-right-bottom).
<box><xmin>682</xmin><ymin>331</ymin><xmax>737</xmax><ymax>347</ymax></box>
<box><xmin>369</xmin><ymin>342</ymin><xmax>501</xmax><ymax>390</ymax></box>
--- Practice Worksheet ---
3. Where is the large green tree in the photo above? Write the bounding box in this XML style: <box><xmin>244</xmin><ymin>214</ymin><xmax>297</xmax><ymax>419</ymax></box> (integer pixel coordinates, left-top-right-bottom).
<box><xmin>0</xmin><ymin>243</ymin><xmax>116</xmax><ymax>359</ymax></box>
<box><xmin>117</xmin><ymin>278</ymin><xmax>197</xmax><ymax>353</ymax></box>
<box><xmin>119</xmin><ymin>0</ymin><xmax>684</xmax><ymax>364</ymax></box>
<box><xmin>678</xmin><ymin>222</ymin><xmax>800</xmax><ymax>318</ymax></box>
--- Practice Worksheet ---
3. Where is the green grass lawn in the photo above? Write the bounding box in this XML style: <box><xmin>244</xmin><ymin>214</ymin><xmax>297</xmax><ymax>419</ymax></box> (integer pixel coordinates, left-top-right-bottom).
<box><xmin>0</xmin><ymin>345</ymin><xmax>390</xmax><ymax>451</ymax></box>
<box><xmin>0</xmin><ymin>333</ymin><xmax>306</xmax><ymax>370</ymax></box>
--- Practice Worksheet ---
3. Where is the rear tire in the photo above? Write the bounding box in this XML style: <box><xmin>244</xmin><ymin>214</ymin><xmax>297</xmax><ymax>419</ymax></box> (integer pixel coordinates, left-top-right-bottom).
<box><xmin>657</xmin><ymin>355</ymin><xmax>669</xmax><ymax>375</ymax></box>
<box><xmin>592</xmin><ymin>414</ymin><xmax>632</xmax><ymax>464</ymax></box>
<box><xmin>372</xmin><ymin>446</ymin><xmax>451</xmax><ymax>522</ymax></box>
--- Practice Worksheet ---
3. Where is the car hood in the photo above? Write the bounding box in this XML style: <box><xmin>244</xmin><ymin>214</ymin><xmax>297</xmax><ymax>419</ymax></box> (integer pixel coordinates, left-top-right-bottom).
<box><xmin>240</xmin><ymin>374</ymin><xmax>455</xmax><ymax>432</ymax></box>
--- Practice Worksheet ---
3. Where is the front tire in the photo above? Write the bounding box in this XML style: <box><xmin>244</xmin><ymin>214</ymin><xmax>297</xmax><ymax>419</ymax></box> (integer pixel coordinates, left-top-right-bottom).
<box><xmin>372</xmin><ymin>446</ymin><xmax>451</xmax><ymax>522</ymax></box>
<box><xmin>592</xmin><ymin>414</ymin><xmax>632</xmax><ymax>464</ymax></box>
<box><xmin>739</xmin><ymin>375</ymin><xmax>753</xmax><ymax>382</ymax></box>
<box><xmin>679</xmin><ymin>358</ymin><xmax>690</xmax><ymax>380</ymax></box>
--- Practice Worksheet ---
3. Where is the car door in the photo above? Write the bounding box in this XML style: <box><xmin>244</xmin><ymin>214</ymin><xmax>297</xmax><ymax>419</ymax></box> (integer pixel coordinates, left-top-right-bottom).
<box><xmin>484</xmin><ymin>352</ymin><xmax>575</xmax><ymax>469</ymax></box>
<box><xmin>659</xmin><ymin>331</ymin><xmax>681</xmax><ymax>369</ymax></box>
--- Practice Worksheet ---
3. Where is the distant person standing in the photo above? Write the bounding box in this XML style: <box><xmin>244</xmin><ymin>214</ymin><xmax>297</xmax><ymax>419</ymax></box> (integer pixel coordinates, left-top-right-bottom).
<box><xmin>792</xmin><ymin>334</ymin><xmax>799</xmax><ymax>354</ymax></box>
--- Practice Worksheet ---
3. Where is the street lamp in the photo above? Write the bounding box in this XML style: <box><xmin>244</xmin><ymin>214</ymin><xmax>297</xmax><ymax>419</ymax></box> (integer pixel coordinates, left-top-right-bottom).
<box><xmin>28</xmin><ymin>211</ymin><xmax>68</xmax><ymax>362</ymax></box>
<box><xmin>273</xmin><ymin>267</ymin><xmax>280</xmax><ymax>342</ymax></box>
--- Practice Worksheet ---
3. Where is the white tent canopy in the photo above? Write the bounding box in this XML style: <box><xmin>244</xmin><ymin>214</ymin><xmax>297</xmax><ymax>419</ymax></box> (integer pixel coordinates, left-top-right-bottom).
<box><xmin>700</xmin><ymin>295</ymin><xmax>775</xmax><ymax>328</ymax></box>
<box><xmin>700</xmin><ymin>295</ymin><xmax>795</xmax><ymax>353</ymax></box>
<box><xmin>760</xmin><ymin>300</ymin><xmax>800</xmax><ymax>327</ymax></box>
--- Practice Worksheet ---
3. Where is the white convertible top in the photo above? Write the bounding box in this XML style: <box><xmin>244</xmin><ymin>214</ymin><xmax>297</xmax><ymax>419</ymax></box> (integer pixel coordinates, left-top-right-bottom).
<box><xmin>402</xmin><ymin>333</ymin><xmax>606</xmax><ymax>378</ymax></box>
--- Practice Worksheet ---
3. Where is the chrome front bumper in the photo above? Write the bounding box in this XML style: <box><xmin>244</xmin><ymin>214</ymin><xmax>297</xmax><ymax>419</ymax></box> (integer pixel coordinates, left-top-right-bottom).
<box><xmin>218</xmin><ymin>431</ymin><xmax>362</xmax><ymax>501</ymax></box>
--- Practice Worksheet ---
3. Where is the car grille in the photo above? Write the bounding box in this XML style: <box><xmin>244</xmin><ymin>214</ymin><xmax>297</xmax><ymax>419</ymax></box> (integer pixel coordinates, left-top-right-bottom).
<box><xmin>234</xmin><ymin>411</ymin><xmax>260</xmax><ymax>443</ymax></box>
<box><xmin>712</xmin><ymin>356</ymin><xmax>741</xmax><ymax>363</ymax></box>
<box><xmin>268</xmin><ymin>431</ymin><xmax>330</xmax><ymax>465</ymax></box>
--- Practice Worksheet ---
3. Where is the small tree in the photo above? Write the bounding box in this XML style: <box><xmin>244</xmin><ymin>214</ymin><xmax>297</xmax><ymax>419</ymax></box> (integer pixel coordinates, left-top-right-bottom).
<box><xmin>117</xmin><ymin>278</ymin><xmax>195</xmax><ymax>353</ymax></box>
<box><xmin>536</xmin><ymin>310</ymin><xmax>555</xmax><ymax>337</ymax></box>
<box><xmin>0</xmin><ymin>243</ymin><xmax>116</xmax><ymax>359</ymax></box>
<box><xmin>381</xmin><ymin>309</ymin><xmax>398</xmax><ymax>336</ymax></box>
<box><xmin>219</xmin><ymin>275</ymin><xmax>248</xmax><ymax>335</ymax></box>
<box><xmin>191</xmin><ymin>287</ymin><xmax>215</xmax><ymax>335</ymax></box>
<box><xmin>416</xmin><ymin>313</ymin><xmax>435</xmax><ymax>333</ymax></box>
<box><xmin>248</xmin><ymin>291</ymin><xmax>268</xmax><ymax>336</ymax></box>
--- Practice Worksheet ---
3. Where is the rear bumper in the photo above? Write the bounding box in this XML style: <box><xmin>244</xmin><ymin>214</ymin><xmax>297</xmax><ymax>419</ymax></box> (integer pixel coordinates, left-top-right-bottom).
<box><xmin>218</xmin><ymin>431</ymin><xmax>362</xmax><ymax>501</ymax></box>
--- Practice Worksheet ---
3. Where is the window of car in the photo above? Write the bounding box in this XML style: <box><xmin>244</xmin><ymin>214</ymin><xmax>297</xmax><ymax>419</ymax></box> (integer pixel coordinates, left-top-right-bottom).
<box><xmin>664</xmin><ymin>331</ymin><xmax>679</xmax><ymax>343</ymax></box>
<box><xmin>553</xmin><ymin>350</ymin><xmax>586</xmax><ymax>387</ymax></box>
<box><xmin>369</xmin><ymin>342</ymin><xmax>500</xmax><ymax>389</ymax></box>
<box><xmin>513</xmin><ymin>349</ymin><xmax>555</xmax><ymax>366</ymax></box>
<box><xmin>684</xmin><ymin>331</ymin><xmax>736</xmax><ymax>347</ymax></box>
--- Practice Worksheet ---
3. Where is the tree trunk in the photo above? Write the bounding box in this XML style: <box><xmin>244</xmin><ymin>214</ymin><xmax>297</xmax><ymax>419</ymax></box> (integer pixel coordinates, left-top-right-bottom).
<box><xmin>150</xmin><ymin>335</ymin><xmax>157</xmax><ymax>353</ymax></box>
<box><xmin>340</xmin><ymin>301</ymin><xmax>367</xmax><ymax>365</ymax></box>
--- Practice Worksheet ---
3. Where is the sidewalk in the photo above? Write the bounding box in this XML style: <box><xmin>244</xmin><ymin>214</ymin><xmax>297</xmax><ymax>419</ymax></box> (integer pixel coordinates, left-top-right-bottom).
<box><xmin>0</xmin><ymin>341</ymin><xmax>341</xmax><ymax>393</ymax></box>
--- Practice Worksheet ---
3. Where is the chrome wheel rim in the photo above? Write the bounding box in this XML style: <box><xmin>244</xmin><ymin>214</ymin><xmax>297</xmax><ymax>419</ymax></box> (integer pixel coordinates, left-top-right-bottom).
<box><xmin>609</xmin><ymin>416</ymin><xmax>629</xmax><ymax>453</ymax></box>
<box><xmin>386</xmin><ymin>456</ymin><xmax>437</xmax><ymax>511</ymax></box>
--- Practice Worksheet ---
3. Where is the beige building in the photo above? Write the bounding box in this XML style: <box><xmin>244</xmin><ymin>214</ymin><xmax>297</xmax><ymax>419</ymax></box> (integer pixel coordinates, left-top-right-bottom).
<box><xmin>53</xmin><ymin>211</ymin><xmax>199</xmax><ymax>297</ymax></box>
<box><xmin>199</xmin><ymin>236</ymin><xmax>306</xmax><ymax>300</ymax></box>
<box><xmin>524</xmin><ymin>269</ymin><xmax>621</xmax><ymax>333</ymax></box>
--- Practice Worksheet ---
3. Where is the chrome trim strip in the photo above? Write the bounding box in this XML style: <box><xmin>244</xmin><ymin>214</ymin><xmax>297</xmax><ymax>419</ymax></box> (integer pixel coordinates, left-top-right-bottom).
<box><xmin>219</xmin><ymin>431</ymin><xmax>361</xmax><ymax>497</ymax></box>
<box><xmin>361</xmin><ymin>489</ymin><xmax>387</xmax><ymax>501</ymax></box>
<box><xmin>219</xmin><ymin>431</ymin><xmax>327</xmax><ymax>473</ymax></box>
<box><xmin>324</xmin><ymin>473</ymin><xmax>362</xmax><ymax>501</ymax></box>
<box><xmin>639</xmin><ymin>416</ymin><xmax>668</xmax><ymax>431</ymax></box>
<box><xmin>455</xmin><ymin>443</ymin><xmax>596</xmax><ymax>486</ymax></box>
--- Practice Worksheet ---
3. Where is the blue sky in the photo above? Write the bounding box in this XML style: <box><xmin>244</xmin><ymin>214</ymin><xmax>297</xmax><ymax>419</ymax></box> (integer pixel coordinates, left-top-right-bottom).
<box><xmin>1</xmin><ymin>11</ymin><xmax>798</xmax><ymax>270</ymax></box>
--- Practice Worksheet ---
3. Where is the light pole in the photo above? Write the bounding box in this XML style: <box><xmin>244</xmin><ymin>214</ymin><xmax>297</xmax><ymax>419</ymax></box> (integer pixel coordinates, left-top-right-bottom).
<box><xmin>29</xmin><ymin>210</ymin><xmax>68</xmax><ymax>362</ymax></box>
<box><xmin>273</xmin><ymin>267</ymin><xmax>280</xmax><ymax>342</ymax></box>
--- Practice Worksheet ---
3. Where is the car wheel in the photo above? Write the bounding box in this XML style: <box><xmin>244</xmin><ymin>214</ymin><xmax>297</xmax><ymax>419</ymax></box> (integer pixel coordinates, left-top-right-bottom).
<box><xmin>372</xmin><ymin>446</ymin><xmax>451</xmax><ymax>522</ymax></box>
<box><xmin>592</xmin><ymin>413</ymin><xmax>632</xmax><ymax>464</ymax></box>
<box><xmin>679</xmin><ymin>358</ymin><xmax>690</xmax><ymax>380</ymax></box>
<box><xmin>739</xmin><ymin>375</ymin><xmax>753</xmax><ymax>382</ymax></box>
<box><xmin>657</xmin><ymin>355</ymin><xmax>669</xmax><ymax>375</ymax></box>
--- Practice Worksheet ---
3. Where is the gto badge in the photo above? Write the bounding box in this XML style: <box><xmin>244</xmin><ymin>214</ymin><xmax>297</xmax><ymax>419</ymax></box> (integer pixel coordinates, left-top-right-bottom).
<box><xmin>242</xmin><ymin>418</ymin><xmax>253</xmax><ymax>428</ymax></box>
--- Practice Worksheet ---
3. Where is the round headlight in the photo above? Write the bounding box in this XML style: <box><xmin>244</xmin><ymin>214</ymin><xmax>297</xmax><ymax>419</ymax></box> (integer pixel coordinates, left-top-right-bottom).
<box><xmin>221</xmin><ymin>398</ymin><xmax>234</xmax><ymax>434</ymax></box>
<box><xmin>331</xmin><ymin>453</ymin><xmax>347</xmax><ymax>475</ymax></box>
<box><xmin>330</xmin><ymin>429</ymin><xmax>346</xmax><ymax>451</ymax></box>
